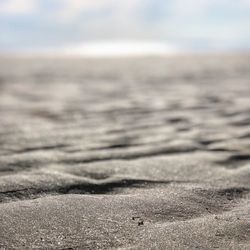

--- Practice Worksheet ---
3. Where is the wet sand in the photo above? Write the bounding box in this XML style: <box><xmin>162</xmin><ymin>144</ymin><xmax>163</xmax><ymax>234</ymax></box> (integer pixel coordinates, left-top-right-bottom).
<box><xmin>0</xmin><ymin>54</ymin><xmax>250</xmax><ymax>249</ymax></box>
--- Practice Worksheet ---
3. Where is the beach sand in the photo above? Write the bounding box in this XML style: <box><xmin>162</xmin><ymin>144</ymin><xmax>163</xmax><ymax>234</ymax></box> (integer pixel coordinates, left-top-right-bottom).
<box><xmin>0</xmin><ymin>54</ymin><xmax>250</xmax><ymax>249</ymax></box>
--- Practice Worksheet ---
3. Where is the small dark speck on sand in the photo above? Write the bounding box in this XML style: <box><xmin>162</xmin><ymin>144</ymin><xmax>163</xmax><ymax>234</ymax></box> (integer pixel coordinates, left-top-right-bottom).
<box><xmin>138</xmin><ymin>220</ymin><xmax>144</xmax><ymax>226</ymax></box>
<box><xmin>132</xmin><ymin>216</ymin><xmax>144</xmax><ymax>226</ymax></box>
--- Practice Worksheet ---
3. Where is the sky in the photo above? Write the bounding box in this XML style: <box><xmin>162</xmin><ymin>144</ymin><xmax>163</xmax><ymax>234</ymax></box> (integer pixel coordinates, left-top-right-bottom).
<box><xmin>0</xmin><ymin>0</ymin><xmax>250</xmax><ymax>53</ymax></box>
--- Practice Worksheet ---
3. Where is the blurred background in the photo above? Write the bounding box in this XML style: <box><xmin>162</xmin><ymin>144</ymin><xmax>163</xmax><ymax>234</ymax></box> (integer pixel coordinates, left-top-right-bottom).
<box><xmin>1</xmin><ymin>0</ymin><xmax>250</xmax><ymax>56</ymax></box>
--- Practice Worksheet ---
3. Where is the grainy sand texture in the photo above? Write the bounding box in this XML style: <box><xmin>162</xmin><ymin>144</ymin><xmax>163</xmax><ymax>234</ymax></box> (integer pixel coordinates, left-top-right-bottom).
<box><xmin>0</xmin><ymin>54</ymin><xmax>250</xmax><ymax>249</ymax></box>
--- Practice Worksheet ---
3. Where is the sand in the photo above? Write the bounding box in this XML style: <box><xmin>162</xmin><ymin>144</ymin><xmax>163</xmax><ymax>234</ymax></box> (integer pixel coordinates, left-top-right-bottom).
<box><xmin>0</xmin><ymin>54</ymin><xmax>249</xmax><ymax>249</ymax></box>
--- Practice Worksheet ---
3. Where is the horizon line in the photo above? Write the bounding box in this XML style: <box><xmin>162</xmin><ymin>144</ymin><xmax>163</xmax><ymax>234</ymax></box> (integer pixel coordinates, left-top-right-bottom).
<box><xmin>0</xmin><ymin>40</ymin><xmax>249</xmax><ymax>58</ymax></box>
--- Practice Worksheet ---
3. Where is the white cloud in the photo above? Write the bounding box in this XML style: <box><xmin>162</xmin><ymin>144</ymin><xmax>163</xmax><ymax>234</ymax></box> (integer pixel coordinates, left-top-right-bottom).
<box><xmin>0</xmin><ymin>0</ymin><xmax>37</xmax><ymax>15</ymax></box>
<box><xmin>163</xmin><ymin>0</ymin><xmax>250</xmax><ymax>22</ymax></box>
<box><xmin>54</xmin><ymin>0</ymin><xmax>144</xmax><ymax>22</ymax></box>
<box><xmin>1</xmin><ymin>0</ymin><xmax>250</xmax><ymax>21</ymax></box>
<box><xmin>161</xmin><ymin>0</ymin><xmax>238</xmax><ymax>23</ymax></box>
<box><xmin>55</xmin><ymin>0</ymin><xmax>113</xmax><ymax>20</ymax></box>
<box><xmin>242</xmin><ymin>0</ymin><xmax>250</xmax><ymax>7</ymax></box>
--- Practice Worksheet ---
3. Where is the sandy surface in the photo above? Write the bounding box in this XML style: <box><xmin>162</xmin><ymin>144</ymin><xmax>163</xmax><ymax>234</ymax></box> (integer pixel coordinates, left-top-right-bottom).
<box><xmin>0</xmin><ymin>54</ymin><xmax>250</xmax><ymax>249</ymax></box>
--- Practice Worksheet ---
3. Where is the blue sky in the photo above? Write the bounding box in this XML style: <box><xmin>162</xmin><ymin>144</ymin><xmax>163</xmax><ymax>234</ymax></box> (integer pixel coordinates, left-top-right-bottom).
<box><xmin>0</xmin><ymin>0</ymin><xmax>250</xmax><ymax>52</ymax></box>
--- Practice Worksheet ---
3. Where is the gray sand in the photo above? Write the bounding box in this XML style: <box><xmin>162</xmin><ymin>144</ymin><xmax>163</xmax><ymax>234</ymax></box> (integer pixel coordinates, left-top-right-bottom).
<box><xmin>0</xmin><ymin>54</ymin><xmax>250</xmax><ymax>249</ymax></box>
